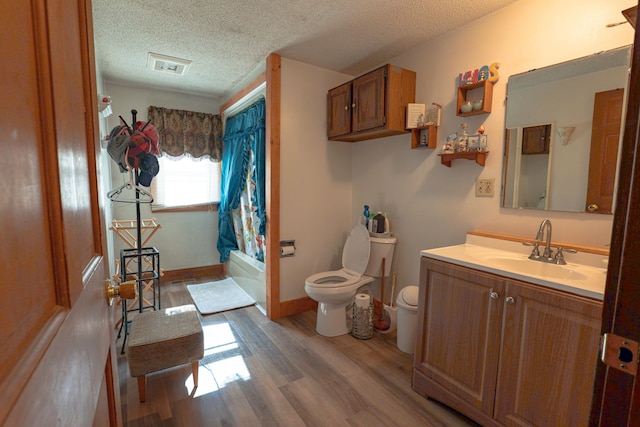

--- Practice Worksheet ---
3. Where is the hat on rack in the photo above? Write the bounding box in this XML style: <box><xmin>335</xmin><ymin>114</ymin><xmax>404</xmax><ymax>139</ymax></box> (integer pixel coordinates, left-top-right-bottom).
<box><xmin>137</xmin><ymin>153</ymin><xmax>160</xmax><ymax>187</ymax></box>
<box><xmin>107</xmin><ymin>125</ymin><xmax>131</xmax><ymax>173</ymax></box>
<box><xmin>136</xmin><ymin>121</ymin><xmax>159</xmax><ymax>155</ymax></box>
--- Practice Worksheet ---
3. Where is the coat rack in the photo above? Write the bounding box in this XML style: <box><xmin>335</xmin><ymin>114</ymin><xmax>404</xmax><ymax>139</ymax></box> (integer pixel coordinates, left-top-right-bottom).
<box><xmin>108</xmin><ymin>109</ymin><xmax>161</xmax><ymax>353</ymax></box>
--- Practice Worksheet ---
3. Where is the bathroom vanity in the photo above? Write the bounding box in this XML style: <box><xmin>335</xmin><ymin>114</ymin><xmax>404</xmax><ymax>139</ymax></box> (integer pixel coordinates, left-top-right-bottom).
<box><xmin>412</xmin><ymin>232</ymin><xmax>607</xmax><ymax>427</ymax></box>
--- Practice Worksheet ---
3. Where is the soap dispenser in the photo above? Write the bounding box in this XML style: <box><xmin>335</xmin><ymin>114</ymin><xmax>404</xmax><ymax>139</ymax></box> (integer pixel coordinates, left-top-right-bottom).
<box><xmin>362</xmin><ymin>205</ymin><xmax>370</xmax><ymax>228</ymax></box>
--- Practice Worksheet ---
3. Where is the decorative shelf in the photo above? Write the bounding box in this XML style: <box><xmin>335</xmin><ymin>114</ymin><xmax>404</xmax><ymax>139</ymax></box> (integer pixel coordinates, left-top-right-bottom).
<box><xmin>410</xmin><ymin>125</ymin><xmax>437</xmax><ymax>149</ymax></box>
<box><xmin>457</xmin><ymin>80</ymin><xmax>493</xmax><ymax>116</ymax></box>
<box><xmin>437</xmin><ymin>151</ymin><xmax>489</xmax><ymax>167</ymax></box>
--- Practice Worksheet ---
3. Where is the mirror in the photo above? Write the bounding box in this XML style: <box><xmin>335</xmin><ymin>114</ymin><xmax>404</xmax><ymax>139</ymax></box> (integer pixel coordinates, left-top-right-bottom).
<box><xmin>502</xmin><ymin>45</ymin><xmax>631</xmax><ymax>214</ymax></box>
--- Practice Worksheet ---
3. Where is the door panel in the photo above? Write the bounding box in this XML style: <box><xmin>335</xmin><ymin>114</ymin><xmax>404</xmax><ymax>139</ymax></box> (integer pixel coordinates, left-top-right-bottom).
<box><xmin>585</xmin><ymin>89</ymin><xmax>624</xmax><ymax>214</ymax></box>
<box><xmin>352</xmin><ymin>67</ymin><xmax>385</xmax><ymax>132</ymax></box>
<box><xmin>590</xmin><ymin>2</ymin><xmax>640</xmax><ymax>423</ymax></box>
<box><xmin>0</xmin><ymin>1</ymin><xmax>120</xmax><ymax>426</ymax></box>
<box><xmin>496</xmin><ymin>283</ymin><xmax>601</xmax><ymax>426</ymax></box>
<box><xmin>415</xmin><ymin>260</ymin><xmax>504</xmax><ymax>417</ymax></box>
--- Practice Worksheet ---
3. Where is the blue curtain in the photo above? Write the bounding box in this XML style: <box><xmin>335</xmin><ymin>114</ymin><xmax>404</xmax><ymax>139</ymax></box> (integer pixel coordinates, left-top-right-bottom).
<box><xmin>217</xmin><ymin>98</ymin><xmax>266</xmax><ymax>262</ymax></box>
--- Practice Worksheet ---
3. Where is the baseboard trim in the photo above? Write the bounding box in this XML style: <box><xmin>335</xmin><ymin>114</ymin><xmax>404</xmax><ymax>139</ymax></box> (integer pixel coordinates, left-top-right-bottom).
<box><xmin>279</xmin><ymin>297</ymin><xmax>317</xmax><ymax>317</ymax></box>
<box><xmin>161</xmin><ymin>265</ymin><xmax>225</xmax><ymax>283</ymax></box>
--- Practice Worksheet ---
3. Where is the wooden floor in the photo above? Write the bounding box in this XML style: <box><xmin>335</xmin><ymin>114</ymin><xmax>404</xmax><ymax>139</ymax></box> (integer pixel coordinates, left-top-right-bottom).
<box><xmin>116</xmin><ymin>277</ymin><xmax>479</xmax><ymax>427</ymax></box>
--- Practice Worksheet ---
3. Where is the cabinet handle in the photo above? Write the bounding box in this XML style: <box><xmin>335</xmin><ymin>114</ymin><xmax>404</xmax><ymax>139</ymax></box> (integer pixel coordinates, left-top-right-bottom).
<box><xmin>505</xmin><ymin>296</ymin><xmax>515</xmax><ymax>304</ymax></box>
<box><xmin>490</xmin><ymin>290</ymin><xmax>499</xmax><ymax>300</ymax></box>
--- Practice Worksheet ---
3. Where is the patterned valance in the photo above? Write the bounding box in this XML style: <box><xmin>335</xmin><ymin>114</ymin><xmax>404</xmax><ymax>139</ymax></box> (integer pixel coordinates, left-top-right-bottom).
<box><xmin>147</xmin><ymin>106</ymin><xmax>222</xmax><ymax>161</ymax></box>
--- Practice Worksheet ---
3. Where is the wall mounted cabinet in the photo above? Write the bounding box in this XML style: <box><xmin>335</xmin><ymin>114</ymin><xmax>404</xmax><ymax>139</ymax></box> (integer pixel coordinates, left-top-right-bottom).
<box><xmin>413</xmin><ymin>258</ymin><xmax>601</xmax><ymax>427</ymax></box>
<box><xmin>411</xmin><ymin>125</ymin><xmax>438</xmax><ymax>149</ymax></box>
<box><xmin>522</xmin><ymin>124</ymin><xmax>551</xmax><ymax>154</ymax></box>
<box><xmin>327</xmin><ymin>64</ymin><xmax>416</xmax><ymax>142</ymax></box>
<box><xmin>457</xmin><ymin>80</ymin><xmax>494</xmax><ymax>116</ymax></box>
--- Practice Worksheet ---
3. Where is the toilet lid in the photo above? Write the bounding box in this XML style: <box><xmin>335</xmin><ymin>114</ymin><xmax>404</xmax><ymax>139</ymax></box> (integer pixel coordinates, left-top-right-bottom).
<box><xmin>342</xmin><ymin>224</ymin><xmax>370</xmax><ymax>275</ymax></box>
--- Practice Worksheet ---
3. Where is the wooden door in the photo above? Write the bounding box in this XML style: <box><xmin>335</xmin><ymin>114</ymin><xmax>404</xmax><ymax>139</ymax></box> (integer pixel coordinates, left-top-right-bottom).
<box><xmin>413</xmin><ymin>259</ymin><xmax>504</xmax><ymax>419</ymax></box>
<box><xmin>585</xmin><ymin>88</ymin><xmax>624</xmax><ymax>214</ymax></box>
<box><xmin>590</xmin><ymin>3</ymin><xmax>640</xmax><ymax>423</ymax></box>
<box><xmin>495</xmin><ymin>281</ymin><xmax>602</xmax><ymax>426</ymax></box>
<box><xmin>327</xmin><ymin>82</ymin><xmax>352</xmax><ymax>138</ymax></box>
<box><xmin>352</xmin><ymin>66</ymin><xmax>386</xmax><ymax>133</ymax></box>
<box><xmin>0</xmin><ymin>1</ymin><xmax>120</xmax><ymax>426</ymax></box>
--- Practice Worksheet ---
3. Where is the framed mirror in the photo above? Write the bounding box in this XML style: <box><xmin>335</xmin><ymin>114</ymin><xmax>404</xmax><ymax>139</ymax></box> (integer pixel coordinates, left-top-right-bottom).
<box><xmin>502</xmin><ymin>45</ymin><xmax>631</xmax><ymax>214</ymax></box>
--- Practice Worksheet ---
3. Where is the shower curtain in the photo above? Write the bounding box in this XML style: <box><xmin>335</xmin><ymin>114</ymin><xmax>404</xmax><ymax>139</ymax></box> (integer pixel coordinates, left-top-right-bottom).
<box><xmin>217</xmin><ymin>98</ymin><xmax>266</xmax><ymax>263</ymax></box>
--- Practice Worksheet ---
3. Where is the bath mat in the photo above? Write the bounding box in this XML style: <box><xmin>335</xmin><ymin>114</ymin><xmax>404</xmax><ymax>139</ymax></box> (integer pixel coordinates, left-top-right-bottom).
<box><xmin>186</xmin><ymin>278</ymin><xmax>255</xmax><ymax>315</ymax></box>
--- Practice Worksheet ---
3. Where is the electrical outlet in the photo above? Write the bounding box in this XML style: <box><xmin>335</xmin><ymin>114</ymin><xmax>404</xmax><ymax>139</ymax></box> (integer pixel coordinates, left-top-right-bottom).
<box><xmin>476</xmin><ymin>178</ymin><xmax>495</xmax><ymax>197</ymax></box>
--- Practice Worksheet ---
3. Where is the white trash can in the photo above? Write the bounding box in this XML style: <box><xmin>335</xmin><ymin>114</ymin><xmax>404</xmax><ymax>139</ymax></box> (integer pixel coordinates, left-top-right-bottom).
<box><xmin>396</xmin><ymin>286</ymin><xmax>419</xmax><ymax>354</ymax></box>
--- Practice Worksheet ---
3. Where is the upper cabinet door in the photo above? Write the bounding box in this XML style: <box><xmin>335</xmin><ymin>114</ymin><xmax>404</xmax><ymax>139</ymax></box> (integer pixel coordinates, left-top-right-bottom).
<box><xmin>522</xmin><ymin>124</ymin><xmax>551</xmax><ymax>155</ymax></box>
<box><xmin>352</xmin><ymin>66</ymin><xmax>386</xmax><ymax>133</ymax></box>
<box><xmin>327</xmin><ymin>82</ymin><xmax>352</xmax><ymax>138</ymax></box>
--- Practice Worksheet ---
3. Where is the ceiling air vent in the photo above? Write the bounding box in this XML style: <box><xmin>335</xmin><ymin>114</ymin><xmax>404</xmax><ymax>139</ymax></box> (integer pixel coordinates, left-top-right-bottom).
<box><xmin>147</xmin><ymin>52</ymin><xmax>192</xmax><ymax>76</ymax></box>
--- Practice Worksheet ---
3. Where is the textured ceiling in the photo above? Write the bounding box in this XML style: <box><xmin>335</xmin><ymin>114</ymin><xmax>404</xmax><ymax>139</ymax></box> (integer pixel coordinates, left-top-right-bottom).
<box><xmin>92</xmin><ymin>0</ymin><xmax>519</xmax><ymax>102</ymax></box>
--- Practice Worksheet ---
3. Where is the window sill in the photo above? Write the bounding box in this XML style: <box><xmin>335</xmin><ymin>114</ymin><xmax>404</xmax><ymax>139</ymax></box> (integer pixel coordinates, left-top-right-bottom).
<box><xmin>151</xmin><ymin>203</ymin><xmax>219</xmax><ymax>213</ymax></box>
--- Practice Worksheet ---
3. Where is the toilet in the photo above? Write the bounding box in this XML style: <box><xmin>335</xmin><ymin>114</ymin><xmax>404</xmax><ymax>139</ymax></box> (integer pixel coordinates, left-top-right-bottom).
<box><xmin>305</xmin><ymin>224</ymin><xmax>397</xmax><ymax>337</ymax></box>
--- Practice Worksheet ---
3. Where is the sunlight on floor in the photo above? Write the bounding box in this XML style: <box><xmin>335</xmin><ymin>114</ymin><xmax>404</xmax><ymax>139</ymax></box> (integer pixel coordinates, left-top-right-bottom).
<box><xmin>184</xmin><ymin>321</ymin><xmax>251</xmax><ymax>397</ymax></box>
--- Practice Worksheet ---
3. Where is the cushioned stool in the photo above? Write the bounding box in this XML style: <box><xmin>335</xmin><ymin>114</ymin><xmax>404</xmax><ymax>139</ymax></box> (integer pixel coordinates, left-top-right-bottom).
<box><xmin>126</xmin><ymin>304</ymin><xmax>204</xmax><ymax>402</ymax></box>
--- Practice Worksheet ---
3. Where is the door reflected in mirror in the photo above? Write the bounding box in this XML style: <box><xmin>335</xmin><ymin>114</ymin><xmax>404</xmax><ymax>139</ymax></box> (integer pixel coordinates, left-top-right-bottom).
<box><xmin>502</xmin><ymin>45</ymin><xmax>631</xmax><ymax>214</ymax></box>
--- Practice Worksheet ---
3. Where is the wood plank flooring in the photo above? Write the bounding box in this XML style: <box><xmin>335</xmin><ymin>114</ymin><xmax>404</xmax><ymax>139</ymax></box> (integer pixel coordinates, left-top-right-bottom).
<box><xmin>116</xmin><ymin>277</ymin><xmax>479</xmax><ymax>426</ymax></box>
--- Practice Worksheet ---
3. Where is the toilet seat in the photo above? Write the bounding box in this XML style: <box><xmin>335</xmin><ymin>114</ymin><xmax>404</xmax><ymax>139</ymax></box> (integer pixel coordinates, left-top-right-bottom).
<box><xmin>305</xmin><ymin>269</ymin><xmax>363</xmax><ymax>289</ymax></box>
<box><xmin>305</xmin><ymin>225</ymin><xmax>370</xmax><ymax>289</ymax></box>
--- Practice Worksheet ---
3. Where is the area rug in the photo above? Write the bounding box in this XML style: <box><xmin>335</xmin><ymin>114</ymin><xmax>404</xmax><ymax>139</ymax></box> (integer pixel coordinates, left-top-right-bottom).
<box><xmin>186</xmin><ymin>278</ymin><xmax>255</xmax><ymax>315</ymax></box>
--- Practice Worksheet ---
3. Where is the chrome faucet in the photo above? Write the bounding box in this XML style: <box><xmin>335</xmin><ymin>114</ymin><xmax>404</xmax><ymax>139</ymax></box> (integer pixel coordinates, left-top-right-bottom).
<box><xmin>535</xmin><ymin>219</ymin><xmax>553</xmax><ymax>260</ymax></box>
<box><xmin>524</xmin><ymin>219</ymin><xmax>578</xmax><ymax>264</ymax></box>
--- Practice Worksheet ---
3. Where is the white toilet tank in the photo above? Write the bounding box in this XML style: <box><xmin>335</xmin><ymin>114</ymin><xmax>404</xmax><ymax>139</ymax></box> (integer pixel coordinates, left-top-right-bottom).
<box><xmin>364</xmin><ymin>236</ymin><xmax>397</xmax><ymax>277</ymax></box>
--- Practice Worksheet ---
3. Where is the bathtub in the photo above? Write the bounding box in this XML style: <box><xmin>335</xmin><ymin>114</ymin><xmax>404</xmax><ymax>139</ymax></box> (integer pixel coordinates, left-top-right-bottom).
<box><xmin>226</xmin><ymin>250</ymin><xmax>267</xmax><ymax>314</ymax></box>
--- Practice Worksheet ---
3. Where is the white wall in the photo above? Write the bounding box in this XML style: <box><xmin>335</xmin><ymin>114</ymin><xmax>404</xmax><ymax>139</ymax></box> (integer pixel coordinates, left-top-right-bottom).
<box><xmin>279</xmin><ymin>58</ymin><xmax>354</xmax><ymax>301</ymax></box>
<box><xmin>103</xmin><ymin>83</ymin><xmax>221</xmax><ymax>271</ymax></box>
<box><xmin>350</xmin><ymin>0</ymin><xmax>634</xmax><ymax>295</ymax></box>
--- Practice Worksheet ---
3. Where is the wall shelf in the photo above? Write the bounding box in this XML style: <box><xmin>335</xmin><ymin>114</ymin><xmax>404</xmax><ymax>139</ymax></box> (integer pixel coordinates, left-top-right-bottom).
<box><xmin>457</xmin><ymin>80</ymin><xmax>493</xmax><ymax>116</ymax></box>
<box><xmin>437</xmin><ymin>151</ymin><xmax>489</xmax><ymax>167</ymax></box>
<box><xmin>410</xmin><ymin>125</ymin><xmax>437</xmax><ymax>149</ymax></box>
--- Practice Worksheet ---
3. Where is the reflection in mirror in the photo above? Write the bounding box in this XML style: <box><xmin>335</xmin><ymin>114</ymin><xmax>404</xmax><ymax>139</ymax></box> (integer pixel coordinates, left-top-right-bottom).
<box><xmin>502</xmin><ymin>45</ymin><xmax>631</xmax><ymax>214</ymax></box>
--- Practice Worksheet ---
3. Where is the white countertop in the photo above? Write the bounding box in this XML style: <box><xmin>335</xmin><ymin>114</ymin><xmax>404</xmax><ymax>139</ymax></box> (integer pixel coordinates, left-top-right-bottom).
<box><xmin>421</xmin><ymin>234</ymin><xmax>608</xmax><ymax>300</ymax></box>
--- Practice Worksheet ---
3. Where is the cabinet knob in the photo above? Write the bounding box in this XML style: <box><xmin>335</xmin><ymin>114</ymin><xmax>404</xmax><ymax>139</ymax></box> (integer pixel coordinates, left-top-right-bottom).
<box><xmin>344</xmin><ymin>105</ymin><xmax>349</xmax><ymax>110</ymax></box>
<box><xmin>505</xmin><ymin>296</ymin><xmax>515</xmax><ymax>305</ymax></box>
<box><xmin>490</xmin><ymin>290</ymin><xmax>499</xmax><ymax>300</ymax></box>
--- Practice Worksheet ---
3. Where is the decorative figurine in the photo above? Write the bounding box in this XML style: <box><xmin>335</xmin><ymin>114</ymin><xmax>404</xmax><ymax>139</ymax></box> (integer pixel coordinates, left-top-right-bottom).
<box><xmin>477</xmin><ymin>125</ymin><xmax>485</xmax><ymax>134</ymax></box>
<box><xmin>457</xmin><ymin>123</ymin><xmax>468</xmax><ymax>152</ymax></box>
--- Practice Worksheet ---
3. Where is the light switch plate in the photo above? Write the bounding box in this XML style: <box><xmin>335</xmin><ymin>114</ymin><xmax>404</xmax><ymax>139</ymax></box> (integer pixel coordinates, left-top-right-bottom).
<box><xmin>476</xmin><ymin>178</ymin><xmax>495</xmax><ymax>197</ymax></box>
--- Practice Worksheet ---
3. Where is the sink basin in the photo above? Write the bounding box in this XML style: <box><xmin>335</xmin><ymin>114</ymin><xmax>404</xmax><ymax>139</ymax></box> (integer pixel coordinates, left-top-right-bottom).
<box><xmin>483</xmin><ymin>257</ymin><xmax>588</xmax><ymax>281</ymax></box>
<box><xmin>421</xmin><ymin>235</ymin><xmax>609</xmax><ymax>300</ymax></box>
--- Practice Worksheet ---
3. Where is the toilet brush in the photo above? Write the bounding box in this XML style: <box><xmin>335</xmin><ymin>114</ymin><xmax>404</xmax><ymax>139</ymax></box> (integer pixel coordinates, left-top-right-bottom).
<box><xmin>373</xmin><ymin>258</ymin><xmax>390</xmax><ymax>331</ymax></box>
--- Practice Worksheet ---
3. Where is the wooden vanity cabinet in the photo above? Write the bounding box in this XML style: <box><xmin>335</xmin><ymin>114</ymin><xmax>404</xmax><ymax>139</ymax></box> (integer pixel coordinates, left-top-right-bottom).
<box><xmin>327</xmin><ymin>64</ymin><xmax>416</xmax><ymax>142</ymax></box>
<box><xmin>413</xmin><ymin>258</ymin><xmax>602</xmax><ymax>427</ymax></box>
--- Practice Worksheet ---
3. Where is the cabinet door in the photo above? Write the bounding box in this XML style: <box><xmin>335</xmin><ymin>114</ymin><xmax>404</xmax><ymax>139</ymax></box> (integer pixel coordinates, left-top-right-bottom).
<box><xmin>352</xmin><ymin>66</ymin><xmax>386</xmax><ymax>133</ymax></box>
<box><xmin>327</xmin><ymin>82</ymin><xmax>351</xmax><ymax>138</ymax></box>
<box><xmin>495</xmin><ymin>281</ymin><xmax>602</xmax><ymax>426</ymax></box>
<box><xmin>522</xmin><ymin>124</ymin><xmax>551</xmax><ymax>154</ymax></box>
<box><xmin>415</xmin><ymin>259</ymin><xmax>505</xmax><ymax>417</ymax></box>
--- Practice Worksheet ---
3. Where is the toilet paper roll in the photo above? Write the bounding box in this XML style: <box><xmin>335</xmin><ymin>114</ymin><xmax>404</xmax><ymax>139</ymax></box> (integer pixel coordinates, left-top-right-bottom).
<box><xmin>280</xmin><ymin>245</ymin><xmax>295</xmax><ymax>256</ymax></box>
<box><xmin>355</xmin><ymin>293</ymin><xmax>371</xmax><ymax>308</ymax></box>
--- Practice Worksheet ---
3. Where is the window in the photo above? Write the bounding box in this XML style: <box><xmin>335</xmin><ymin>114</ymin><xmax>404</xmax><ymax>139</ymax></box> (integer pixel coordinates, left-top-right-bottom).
<box><xmin>151</xmin><ymin>156</ymin><xmax>220</xmax><ymax>209</ymax></box>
